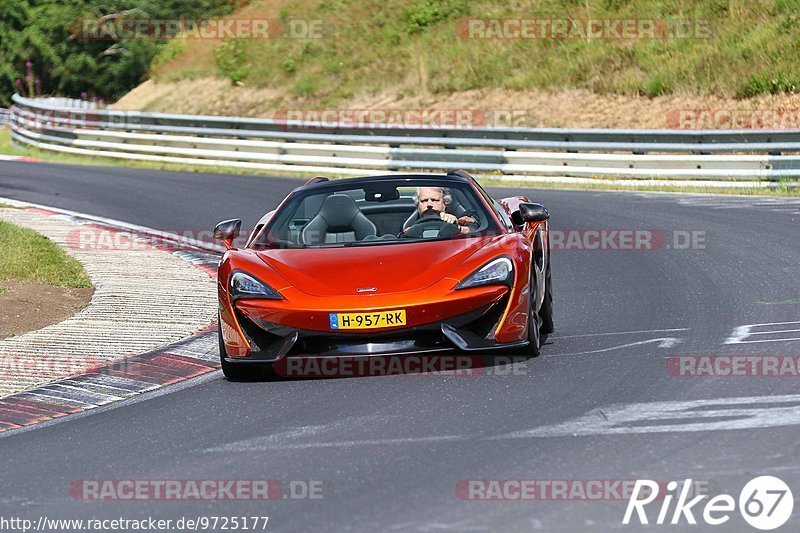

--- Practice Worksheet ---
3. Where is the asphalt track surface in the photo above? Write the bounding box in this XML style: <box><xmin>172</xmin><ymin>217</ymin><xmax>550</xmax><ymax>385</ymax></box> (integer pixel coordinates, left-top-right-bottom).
<box><xmin>2</xmin><ymin>161</ymin><xmax>800</xmax><ymax>532</ymax></box>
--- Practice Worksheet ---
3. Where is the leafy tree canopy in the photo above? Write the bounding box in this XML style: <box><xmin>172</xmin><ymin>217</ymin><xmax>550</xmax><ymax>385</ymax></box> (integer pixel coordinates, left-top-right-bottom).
<box><xmin>0</xmin><ymin>0</ymin><xmax>238</xmax><ymax>106</ymax></box>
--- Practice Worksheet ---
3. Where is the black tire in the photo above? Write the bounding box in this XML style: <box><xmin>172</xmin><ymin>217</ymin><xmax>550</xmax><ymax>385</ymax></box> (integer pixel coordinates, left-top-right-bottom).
<box><xmin>539</xmin><ymin>256</ymin><xmax>554</xmax><ymax>335</ymax></box>
<box><xmin>526</xmin><ymin>277</ymin><xmax>542</xmax><ymax>358</ymax></box>
<box><xmin>218</xmin><ymin>320</ymin><xmax>261</xmax><ymax>380</ymax></box>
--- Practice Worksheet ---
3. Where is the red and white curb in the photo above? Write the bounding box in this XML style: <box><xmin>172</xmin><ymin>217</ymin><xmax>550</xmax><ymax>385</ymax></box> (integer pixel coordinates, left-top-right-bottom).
<box><xmin>0</xmin><ymin>198</ymin><xmax>222</xmax><ymax>432</ymax></box>
<box><xmin>0</xmin><ymin>329</ymin><xmax>219</xmax><ymax>431</ymax></box>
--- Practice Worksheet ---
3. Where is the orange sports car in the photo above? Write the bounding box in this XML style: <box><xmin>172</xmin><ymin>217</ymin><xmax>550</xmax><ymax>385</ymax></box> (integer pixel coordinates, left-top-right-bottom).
<box><xmin>214</xmin><ymin>170</ymin><xmax>553</xmax><ymax>379</ymax></box>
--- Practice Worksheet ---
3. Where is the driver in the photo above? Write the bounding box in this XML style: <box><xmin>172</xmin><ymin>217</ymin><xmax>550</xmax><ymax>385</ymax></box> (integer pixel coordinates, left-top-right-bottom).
<box><xmin>408</xmin><ymin>186</ymin><xmax>477</xmax><ymax>235</ymax></box>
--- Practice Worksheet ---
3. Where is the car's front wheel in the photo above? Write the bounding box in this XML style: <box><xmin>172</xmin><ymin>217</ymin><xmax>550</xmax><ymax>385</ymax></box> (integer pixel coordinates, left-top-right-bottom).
<box><xmin>539</xmin><ymin>256</ymin><xmax>554</xmax><ymax>335</ymax></box>
<box><xmin>526</xmin><ymin>277</ymin><xmax>542</xmax><ymax>358</ymax></box>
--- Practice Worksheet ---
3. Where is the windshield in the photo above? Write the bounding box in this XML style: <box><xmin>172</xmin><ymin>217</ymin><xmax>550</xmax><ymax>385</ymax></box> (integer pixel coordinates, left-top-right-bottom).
<box><xmin>253</xmin><ymin>179</ymin><xmax>500</xmax><ymax>248</ymax></box>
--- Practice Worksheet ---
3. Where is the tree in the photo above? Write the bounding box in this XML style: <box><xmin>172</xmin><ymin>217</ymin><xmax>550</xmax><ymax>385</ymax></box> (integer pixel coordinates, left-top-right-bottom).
<box><xmin>0</xmin><ymin>0</ymin><xmax>238</xmax><ymax>106</ymax></box>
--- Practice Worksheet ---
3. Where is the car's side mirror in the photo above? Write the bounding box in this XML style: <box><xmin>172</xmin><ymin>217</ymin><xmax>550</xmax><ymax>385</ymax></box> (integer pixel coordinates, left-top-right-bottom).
<box><xmin>214</xmin><ymin>219</ymin><xmax>242</xmax><ymax>250</ymax></box>
<box><xmin>518</xmin><ymin>203</ymin><xmax>549</xmax><ymax>223</ymax></box>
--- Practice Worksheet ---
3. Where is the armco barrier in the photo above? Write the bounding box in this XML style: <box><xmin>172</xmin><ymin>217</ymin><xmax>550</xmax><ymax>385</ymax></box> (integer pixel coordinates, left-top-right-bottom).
<box><xmin>9</xmin><ymin>94</ymin><xmax>800</xmax><ymax>180</ymax></box>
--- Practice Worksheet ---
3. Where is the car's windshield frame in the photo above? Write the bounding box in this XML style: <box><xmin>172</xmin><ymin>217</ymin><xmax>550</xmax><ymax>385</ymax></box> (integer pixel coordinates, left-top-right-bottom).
<box><xmin>251</xmin><ymin>178</ymin><xmax>503</xmax><ymax>249</ymax></box>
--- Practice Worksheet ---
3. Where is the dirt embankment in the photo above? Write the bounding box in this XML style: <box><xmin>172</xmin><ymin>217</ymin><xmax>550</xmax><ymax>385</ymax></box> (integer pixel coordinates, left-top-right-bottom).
<box><xmin>0</xmin><ymin>282</ymin><xmax>94</xmax><ymax>340</ymax></box>
<box><xmin>116</xmin><ymin>79</ymin><xmax>800</xmax><ymax>130</ymax></box>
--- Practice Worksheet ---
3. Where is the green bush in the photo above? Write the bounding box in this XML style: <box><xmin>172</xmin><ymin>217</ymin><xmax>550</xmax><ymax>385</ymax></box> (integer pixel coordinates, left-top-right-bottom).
<box><xmin>402</xmin><ymin>0</ymin><xmax>470</xmax><ymax>34</ymax></box>
<box><xmin>737</xmin><ymin>73</ymin><xmax>800</xmax><ymax>98</ymax></box>
<box><xmin>151</xmin><ymin>39</ymin><xmax>186</xmax><ymax>72</ymax></box>
<box><xmin>642</xmin><ymin>74</ymin><xmax>673</xmax><ymax>97</ymax></box>
<box><xmin>214</xmin><ymin>38</ymin><xmax>250</xmax><ymax>85</ymax></box>
<box><xmin>281</xmin><ymin>55</ymin><xmax>297</xmax><ymax>75</ymax></box>
<box><xmin>294</xmin><ymin>76</ymin><xmax>317</xmax><ymax>97</ymax></box>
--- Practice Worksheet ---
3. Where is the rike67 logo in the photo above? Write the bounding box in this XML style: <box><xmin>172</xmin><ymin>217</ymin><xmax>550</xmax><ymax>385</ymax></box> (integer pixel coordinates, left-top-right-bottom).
<box><xmin>623</xmin><ymin>476</ymin><xmax>793</xmax><ymax>530</ymax></box>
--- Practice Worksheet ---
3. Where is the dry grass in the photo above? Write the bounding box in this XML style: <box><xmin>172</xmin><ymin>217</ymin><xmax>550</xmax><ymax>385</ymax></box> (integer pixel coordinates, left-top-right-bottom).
<box><xmin>114</xmin><ymin>0</ymin><xmax>800</xmax><ymax>120</ymax></box>
<box><xmin>112</xmin><ymin>0</ymin><xmax>800</xmax><ymax>129</ymax></box>
<box><xmin>117</xmin><ymin>81</ymin><xmax>800</xmax><ymax>129</ymax></box>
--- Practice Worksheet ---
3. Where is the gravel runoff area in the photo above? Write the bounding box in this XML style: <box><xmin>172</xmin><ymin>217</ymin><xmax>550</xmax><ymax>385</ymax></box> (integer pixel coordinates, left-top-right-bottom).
<box><xmin>0</xmin><ymin>207</ymin><xmax>217</xmax><ymax>397</ymax></box>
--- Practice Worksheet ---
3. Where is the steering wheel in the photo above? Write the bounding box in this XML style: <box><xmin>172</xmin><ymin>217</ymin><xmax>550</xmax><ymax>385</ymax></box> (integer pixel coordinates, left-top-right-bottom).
<box><xmin>400</xmin><ymin>209</ymin><xmax>460</xmax><ymax>239</ymax></box>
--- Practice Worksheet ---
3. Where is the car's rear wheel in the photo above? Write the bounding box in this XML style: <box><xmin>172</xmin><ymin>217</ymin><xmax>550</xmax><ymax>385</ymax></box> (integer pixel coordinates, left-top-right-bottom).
<box><xmin>539</xmin><ymin>256</ymin><xmax>554</xmax><ymax>335</ymax></box>
<box><xmin>218</xmin><ymin>318</ymin><xmax>261</xmax><ymax>380</ymax></box>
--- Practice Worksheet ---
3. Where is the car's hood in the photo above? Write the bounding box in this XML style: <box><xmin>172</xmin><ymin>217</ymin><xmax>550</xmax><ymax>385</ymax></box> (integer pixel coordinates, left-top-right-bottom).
<box><xmin>256</xmin><ymin>238</ymin><xmax>491</xmax><ymax>297</ymax></box>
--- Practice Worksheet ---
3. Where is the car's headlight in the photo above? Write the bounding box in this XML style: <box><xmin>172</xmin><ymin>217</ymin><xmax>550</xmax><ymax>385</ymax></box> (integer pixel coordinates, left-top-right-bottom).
<box><xmin>456</xmin><ymin>257</ymin><xmax>514</xmax><ymax>289</ymax></box>
<box><xmin>229</xmin><ymin>271</ymin><xmax>282</xmax><ymax>300</ymax></box>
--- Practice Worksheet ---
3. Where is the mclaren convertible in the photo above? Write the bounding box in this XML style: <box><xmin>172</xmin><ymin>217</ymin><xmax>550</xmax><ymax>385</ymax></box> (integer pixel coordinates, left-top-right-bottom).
<box><xmin>214</xmin><ymin>170</ymin><xmax>553</xmax><ymax>378</ymax></box>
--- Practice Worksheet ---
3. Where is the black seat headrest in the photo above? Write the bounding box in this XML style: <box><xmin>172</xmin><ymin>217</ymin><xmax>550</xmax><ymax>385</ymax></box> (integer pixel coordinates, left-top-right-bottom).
<box><xmin>301</xmin><ymin>193</ymin><xmax>377</xmax><ymax>245</ymax></box>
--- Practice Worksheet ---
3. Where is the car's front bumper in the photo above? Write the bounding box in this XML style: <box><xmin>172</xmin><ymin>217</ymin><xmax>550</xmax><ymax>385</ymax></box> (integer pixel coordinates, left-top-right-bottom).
<box><xmin>220</xmin><ymin>286</ymin><xmax>528</xmax><ymax>362</ymax></box>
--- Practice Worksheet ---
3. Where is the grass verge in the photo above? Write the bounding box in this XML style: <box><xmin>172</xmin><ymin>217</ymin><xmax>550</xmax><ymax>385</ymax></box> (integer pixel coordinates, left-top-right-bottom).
<box><xmin>0</xmin><ymin>220</ymin><xmax>92</xmax><ymax>288</ymax></box>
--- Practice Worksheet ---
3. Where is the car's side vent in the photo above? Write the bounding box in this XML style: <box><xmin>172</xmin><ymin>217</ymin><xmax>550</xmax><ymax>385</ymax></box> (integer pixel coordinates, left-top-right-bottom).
<box><xmin>461</xmin><ymin>295</ymin><xmax>510</xmax><ymax>340</ymax></box>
